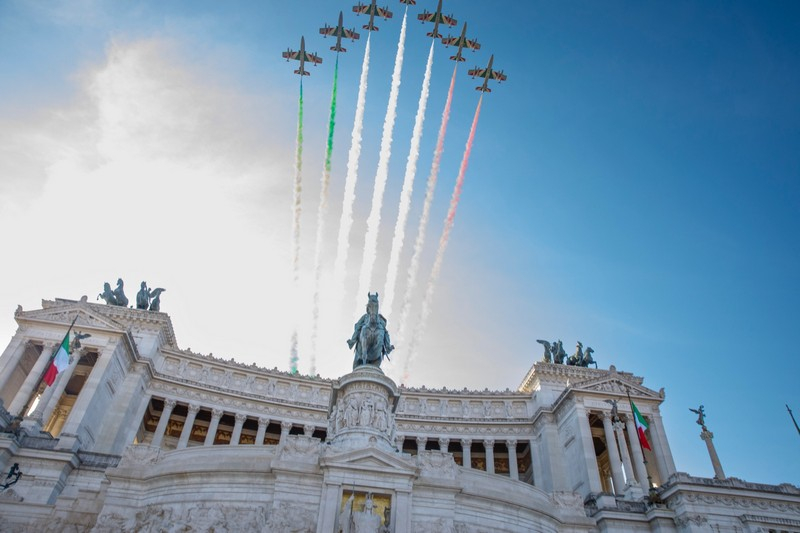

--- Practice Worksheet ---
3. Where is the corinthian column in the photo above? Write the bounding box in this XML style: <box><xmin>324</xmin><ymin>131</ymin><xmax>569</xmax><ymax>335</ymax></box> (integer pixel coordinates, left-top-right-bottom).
<box><xmin>230</xmin><ymin>413</ymin><xmax>247</xmax><ymax>445</ymax></box>
<box><xmin>151</xmin><ymin>399</ymin><xmax>176</xmax><ymax>448</ymax></box>
<box><xmin>507</xmin><ymin>440</ymin><xmax>519</xmax><ymax>480</ymax></box>
<box><xmin>177</xmin><ymin>404</ymin><xmax>200</xmax><ymax>449</ymax></box>
<box><xmin>601</xmin><ymin>413</ymin><xmax>625</xmax><ymax>494</ymax></box>
<box><xmin>204</xmin><ymin>408</ymin><xmax>223</xmax><ymax>446</ymax></box>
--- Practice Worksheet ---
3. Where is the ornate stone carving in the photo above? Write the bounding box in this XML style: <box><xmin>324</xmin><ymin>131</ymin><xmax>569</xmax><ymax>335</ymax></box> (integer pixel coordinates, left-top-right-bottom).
<box><xmin>119</xmin><ymin>444</ymin><xmax>162</xmax><ymax>467</ymax></box>
<box><xmin>267</xmin><ymin>501</ymin><xmax>316</xmax><ymax>532</ymax></box>
<box><xmin>417</xmin><ymin>450</ymin><xmax>457</xmax><ymax>480</ymax></box>
<box><xmin>549</xmin><ymin>491</ymin><xmax>585</xmax><ymax>512</ymax></box>
<box><xmin>278</xmin><ymin>435</ymin><xmax>321</xmax><ymax>462</ymax></box>
<box><xmin>413</xmin><ymin>518</ymin><xmax>456</xmax><ymax>533</ymax></box>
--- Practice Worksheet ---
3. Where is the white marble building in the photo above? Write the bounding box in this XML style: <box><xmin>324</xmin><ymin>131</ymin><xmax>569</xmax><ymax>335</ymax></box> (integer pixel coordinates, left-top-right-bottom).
<box><xmin>0</xmin><ymin>297</ymin><xmax>798</xmax><ymax>532</ymax></box>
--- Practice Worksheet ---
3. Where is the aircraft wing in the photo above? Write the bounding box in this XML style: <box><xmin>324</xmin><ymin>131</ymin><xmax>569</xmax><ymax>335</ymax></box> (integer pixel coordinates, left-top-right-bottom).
<box><xmin>304</xmin><ymin>52</ymin><xmax>323</xmax><ymax>65</ymax></box>
<box><xmin>465</xmin><ymin>38</ymin><xmax>481</xmax><ymax>51</ymax></box>
<box><xmin>440</xmin><ymin>14</ymin><xmax>457</xmax><ymax>27</ymax></box>
<box><xmin>320</xmin><ymin>26</ymin><xmax>337</xmax><ymax>37</ymax></box>
<box><xmin>417</xmin><ymin>11</ymin><xmax>435</xmax><ymax>23</ymax></box>
<box><xmin>491</xmin><ymin>70</ymin><xmax>507</xmax><ymax>82</ymax></box>
<box><xmin>353</xmin><ymin>4</ymin><xmax>370</xmax><ymax>15</ymax></box>
<box><xmin>467</xmin><ymin>66</ymin><xmax>487</xmax><ymax>79</ymax></box>
<box><xmin>343</xmin><ymin>28</ymin><xmax>360</xmax><ymax>40</ymax></box>
<box><xmin>376</xmin><ymin>6</ymin><xmax>393</xmax><ymax>19</ymax></box>
<box><xmin>441</xmin><ymin>35</ymin><xmax>459</xmax><ymax>47</ymax></box>
<box><xmin>282</xmin><ymin>50</ymin><xmax>301</xmax><ymax>61</ymax></box>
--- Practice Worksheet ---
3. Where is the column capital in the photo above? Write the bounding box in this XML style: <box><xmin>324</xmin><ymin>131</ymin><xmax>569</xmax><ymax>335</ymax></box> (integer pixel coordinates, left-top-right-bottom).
<box><xmin>700</xmin><ymin>429</ymin><xmax>714</xmax><ymax>441</ymax></box>
<box><xmin>163</xmin><ymin>398</ymin><xmax>177</xmax><ymax>411</ymax></box>
<box><xmin>438</xmin><ymin>437</ymin><xmax>450</xmax><ymax>449</ymax></box>
<box><xmin>187</xmin><ymin>403</ymin><xmax>201</xmax><ymax>416</ymax></box>
<box><xmin>416</xmin><ymin>436</ymin><xmax>427</xmax><ymax>447</ymax></box>
<box><xmin>211</xmin><ymin>408</ymin><xmax>223</xmax><ymax>419</ymax></box>
<box><xmin>506</xmin><ymin>439</ymin><xmax>517</xmax><ymax>448</ymax></box>
<box><xmin>483</xmin><ymin>438</ymin><xmax>494</xmax><ymax>447</ymax></box>
<box><xmin>303</xmin><ymin>424</ymin><xmax>315</xmax><ymax>436</ymax></box>
<box><xmin>234</xmin><ymin>412</ymin><xmax>247</xmax><ymax>423</ymax></box>
<box><xmin>258</xmin><ymin>416</ymin><xmax>270</xmax><ymax>426</ymax></box>
<box><xmin>460</xmin><ymin>438</ymin><xmax>472</xmax><ymax>446</ymax></box>
<box><xmin>280</xmin><ymin>420</ymin><xmax>293</xmax><ymax>432</ymax></box>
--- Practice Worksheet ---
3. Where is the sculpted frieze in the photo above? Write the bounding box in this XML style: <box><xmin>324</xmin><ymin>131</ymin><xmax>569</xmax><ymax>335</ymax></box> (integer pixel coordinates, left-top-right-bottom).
<box><xmin>267</xmin><ymin>501</ymin><xmax>316</xmax><ymax>532</ymax></box>
<box><xmin>417</xmin><ymin>450</ymin><xmax>457</xmax><ymax>480</ymax></box>
<box><xmin>413</xmin><ymin>518</ymin><xmax>456</xmax><ymax>533</ymax></box>
<box><xmin>119</xmin><ymin>444</ymin><xmax>162</xmax><ymax>466</ymax></box>
<box><xmin>278</xmin><ymin>435</ymin><xmax>321</xmax><ymax>462</ymax></box>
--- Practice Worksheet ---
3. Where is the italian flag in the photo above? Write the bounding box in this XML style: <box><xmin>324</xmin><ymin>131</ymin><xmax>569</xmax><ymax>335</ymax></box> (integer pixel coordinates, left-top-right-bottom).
<box><xmin>630</xmin><ymin>400</ymin><xmax>652</xmax><ymax>451</ymax></box>
<box><xmin>43</xmin><ymin>333</ymin><xmax>70</xmax><ymax>386</ymax></box>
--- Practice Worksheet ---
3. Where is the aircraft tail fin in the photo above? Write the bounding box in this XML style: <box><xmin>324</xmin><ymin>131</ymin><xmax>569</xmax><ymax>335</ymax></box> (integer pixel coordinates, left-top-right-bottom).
<box><xmin>295</xmin><ymin>69</ymin><xmax>310</xmax><ymax>76</ymax></box>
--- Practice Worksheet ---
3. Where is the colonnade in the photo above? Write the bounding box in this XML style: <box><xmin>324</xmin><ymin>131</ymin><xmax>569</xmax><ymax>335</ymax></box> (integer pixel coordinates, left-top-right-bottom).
<box><xmin>401</xmin><ymin>434</ymin><xmax>528</xmax><ymax>483</ymax></box>
<box><xmin>144</xmin><ymin>395</ymin><xmax>321</xmax><ymax>449</ymax></box>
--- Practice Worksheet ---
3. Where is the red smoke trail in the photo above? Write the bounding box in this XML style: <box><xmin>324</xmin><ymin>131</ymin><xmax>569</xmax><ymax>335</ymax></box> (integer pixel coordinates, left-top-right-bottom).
<box><xmin>404</xmin><ymin>94</ymin><xmax>483</xmax><ymax>383</ymax></box>
<box><xmin>396</xmin><ymin>64</ymin><xmax>457</xmax><ymax>368</ymax></box>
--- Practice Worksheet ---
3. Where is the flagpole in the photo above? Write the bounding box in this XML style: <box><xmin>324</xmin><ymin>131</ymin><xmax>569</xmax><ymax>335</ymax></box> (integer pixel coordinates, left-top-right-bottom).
<box><xmin>788</xmin><ymin>405</ymin><xmax>800</xmax><ymax>437</ymax></box>
<box><xmin>18</xmin><ymin>316</ymin><xmax>78</xmax><ymax>418</ymax></box>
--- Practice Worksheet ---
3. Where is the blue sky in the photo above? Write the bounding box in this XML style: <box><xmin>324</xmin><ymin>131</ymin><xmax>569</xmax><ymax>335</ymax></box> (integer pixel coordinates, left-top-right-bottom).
<box><xmin>1</xmin><ymin>1</ymin><xmax>798</xmax><ymax>485</ymax></box>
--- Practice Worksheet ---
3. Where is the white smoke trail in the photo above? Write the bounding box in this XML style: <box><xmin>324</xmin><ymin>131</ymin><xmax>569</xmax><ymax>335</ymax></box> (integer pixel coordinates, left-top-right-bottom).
<box><xmin>332</xmin><ymin>34</ymin><xmax>371</xmax><ymax>306</ymax></box>
<box><xmin>404</xmin><ymin>94</ymin><xmax>483</xmax><ymax>382</ymax></box>
<box><xmin>395</xmin><ymin>64</ymin><xmax>458</xmax><ymax>357</ymax></box>
<box><xmin>354</xmin><ymin>11</ymin><xmax>408</xmax><ymax>315</ymax></box>
<box><xmin>382</xmin><ymin>40</ymin><xmax>435</xmax><ymax>319</ymax></box>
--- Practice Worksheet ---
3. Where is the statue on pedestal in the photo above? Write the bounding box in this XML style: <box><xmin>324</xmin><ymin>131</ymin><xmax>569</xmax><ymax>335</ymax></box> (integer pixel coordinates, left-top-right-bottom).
<box><xmin>347</xmin><ymin>293</ymin><xmax>394</xmax><ymax>369</ymax></box>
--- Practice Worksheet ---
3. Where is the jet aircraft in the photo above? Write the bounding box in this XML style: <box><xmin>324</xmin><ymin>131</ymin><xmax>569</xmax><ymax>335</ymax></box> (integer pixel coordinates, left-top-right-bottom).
<box><xmin>417</xmin><ymin>0</ymin><xmax>457</xmax><ymax>38</ymax></box>
<box><xmin>467</xmin><ymin>55</ymin><xmax>507</xmax><ymax>92</ymax></box>
<box><xmin>441</xmin><ymin>22</ymin><xmax>480</xmax><ymax>62</ymax></box>
<box><xmin>282</xmin><ymin>36</ymin><xmax>323</xmax><ymax>76</ymax></box>
<box><xmin>353</xmin><ymin>0</ymin><xmax>393</xmax><ymax>32</ymax></box>
<box><xmin>320</xmin><ymin>11</ymin><xmax>360</xmax><ymax>52</ymax></box>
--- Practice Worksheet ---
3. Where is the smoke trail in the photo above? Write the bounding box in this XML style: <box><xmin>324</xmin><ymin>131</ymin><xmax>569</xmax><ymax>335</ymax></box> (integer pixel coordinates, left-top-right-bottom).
<box><xmin>309</xmin><ymin>56</ymin><xmax>340</xmax><ymax>376</ymax></box>
<box><xmin>333</xmin><ymin>34</ymin><xmax>371</xmax><ymax>304</ymax></box>
<box><xmin>289</xmin><ymin>79</ymin><xmax>305</xmax><ymax>374</ymax></box>
<box><xmin>404</xmin><ymin>94</ymin><xmax>483</xmax><ymax>382</ymax></box>
<box><xmin>382</xmin><ymin>40</ymin><xmax>435</xmax><ymax>319</ymax></box>
<box><xmin>355</xmin><ymin>11</ymin><xmax>407</xmax><ymax>314</ymax></box>
<box><xmin>396</xmin><ymin>64</ymin><xmax>458</xmax><ymax>358</ymax></box>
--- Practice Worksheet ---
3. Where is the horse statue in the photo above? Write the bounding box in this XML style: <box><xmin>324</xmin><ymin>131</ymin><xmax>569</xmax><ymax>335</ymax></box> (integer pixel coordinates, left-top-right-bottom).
<box><xmin>149</xmin><ymin>288</ymin><xmax>166</xmax><ymax>312</ymax></box>
<box><xmin>552</xmin><ymin>340</ymin><xmax>567</xmax><ymax>364</ymax></box>
<box><xmin>97</xmin><ymin>282</ymin><xmax>118</xmax><ymax>305</ymax></box>
<box><xmin>581</xmin><ymin>346</ymin><xmax>597</xmax><ymax>368</ymax></box>
<box><xmin>567</xmin><ymin>341</ymin><xmax>583</xmax><ymax>366</ymax></box>
<box><xmin>113</xmin><ymin>278</ymin><xmax>129</xmax><ymax>307</ymax></box>
<box><xmin>347</xmin><ymin>293</ymin><xmax>394</xmax><ymax>369</ymax></box>
<box><xmin>535</xmin><ymin>339</ymin><xmax>552</xmax><ymax>362</ymax></box>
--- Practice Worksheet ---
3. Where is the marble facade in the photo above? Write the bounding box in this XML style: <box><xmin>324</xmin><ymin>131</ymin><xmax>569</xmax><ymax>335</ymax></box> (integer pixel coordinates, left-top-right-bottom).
<box><xmin>0</xmin><ymin>297</ymin><xmax>797</xmax><ymax>532</ymax></box>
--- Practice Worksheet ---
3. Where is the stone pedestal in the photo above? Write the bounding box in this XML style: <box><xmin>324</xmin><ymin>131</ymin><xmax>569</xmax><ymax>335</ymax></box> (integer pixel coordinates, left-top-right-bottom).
<box><xmin>327</xmin><ymin>365</ymin><xmax>399</xmax><ymax>453</ymax></box>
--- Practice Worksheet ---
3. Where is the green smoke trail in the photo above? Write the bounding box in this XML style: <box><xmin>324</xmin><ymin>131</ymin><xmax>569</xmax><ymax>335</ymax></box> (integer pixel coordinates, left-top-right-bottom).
<box><xmin>309</xmin><ymin>55</ymin><xmax>339</xmax><ymax>374</ymax></box>
<box><xmin>290</xmin><ymin>79</ymin><xmax>304</xmax><ymax>375</ymax></box>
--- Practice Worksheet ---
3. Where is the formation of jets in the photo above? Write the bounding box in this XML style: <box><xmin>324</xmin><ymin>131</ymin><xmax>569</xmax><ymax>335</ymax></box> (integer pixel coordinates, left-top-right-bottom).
<box><xmin>320</xmin><ymin>11</ymin><xmax>360</xmax><ymax>52</ymax></box>
<box><xmin>353</xmin><ymin>0</ymin><xmax>393</xmax><ymax>32</ymax></box>
<box><xmin>283</xmin><ymin>0</ymin><xmax>507</xmax><ymax>91</ymax></box>
<box><xmin>282</xmin><ymin>36</ymin><xmax>323</xmax><ymax>76</ymax></box>
<box><xmin>417</xmin><ymin>0</ymin><xmax>457</xmax><ymax>39</ymax></box>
